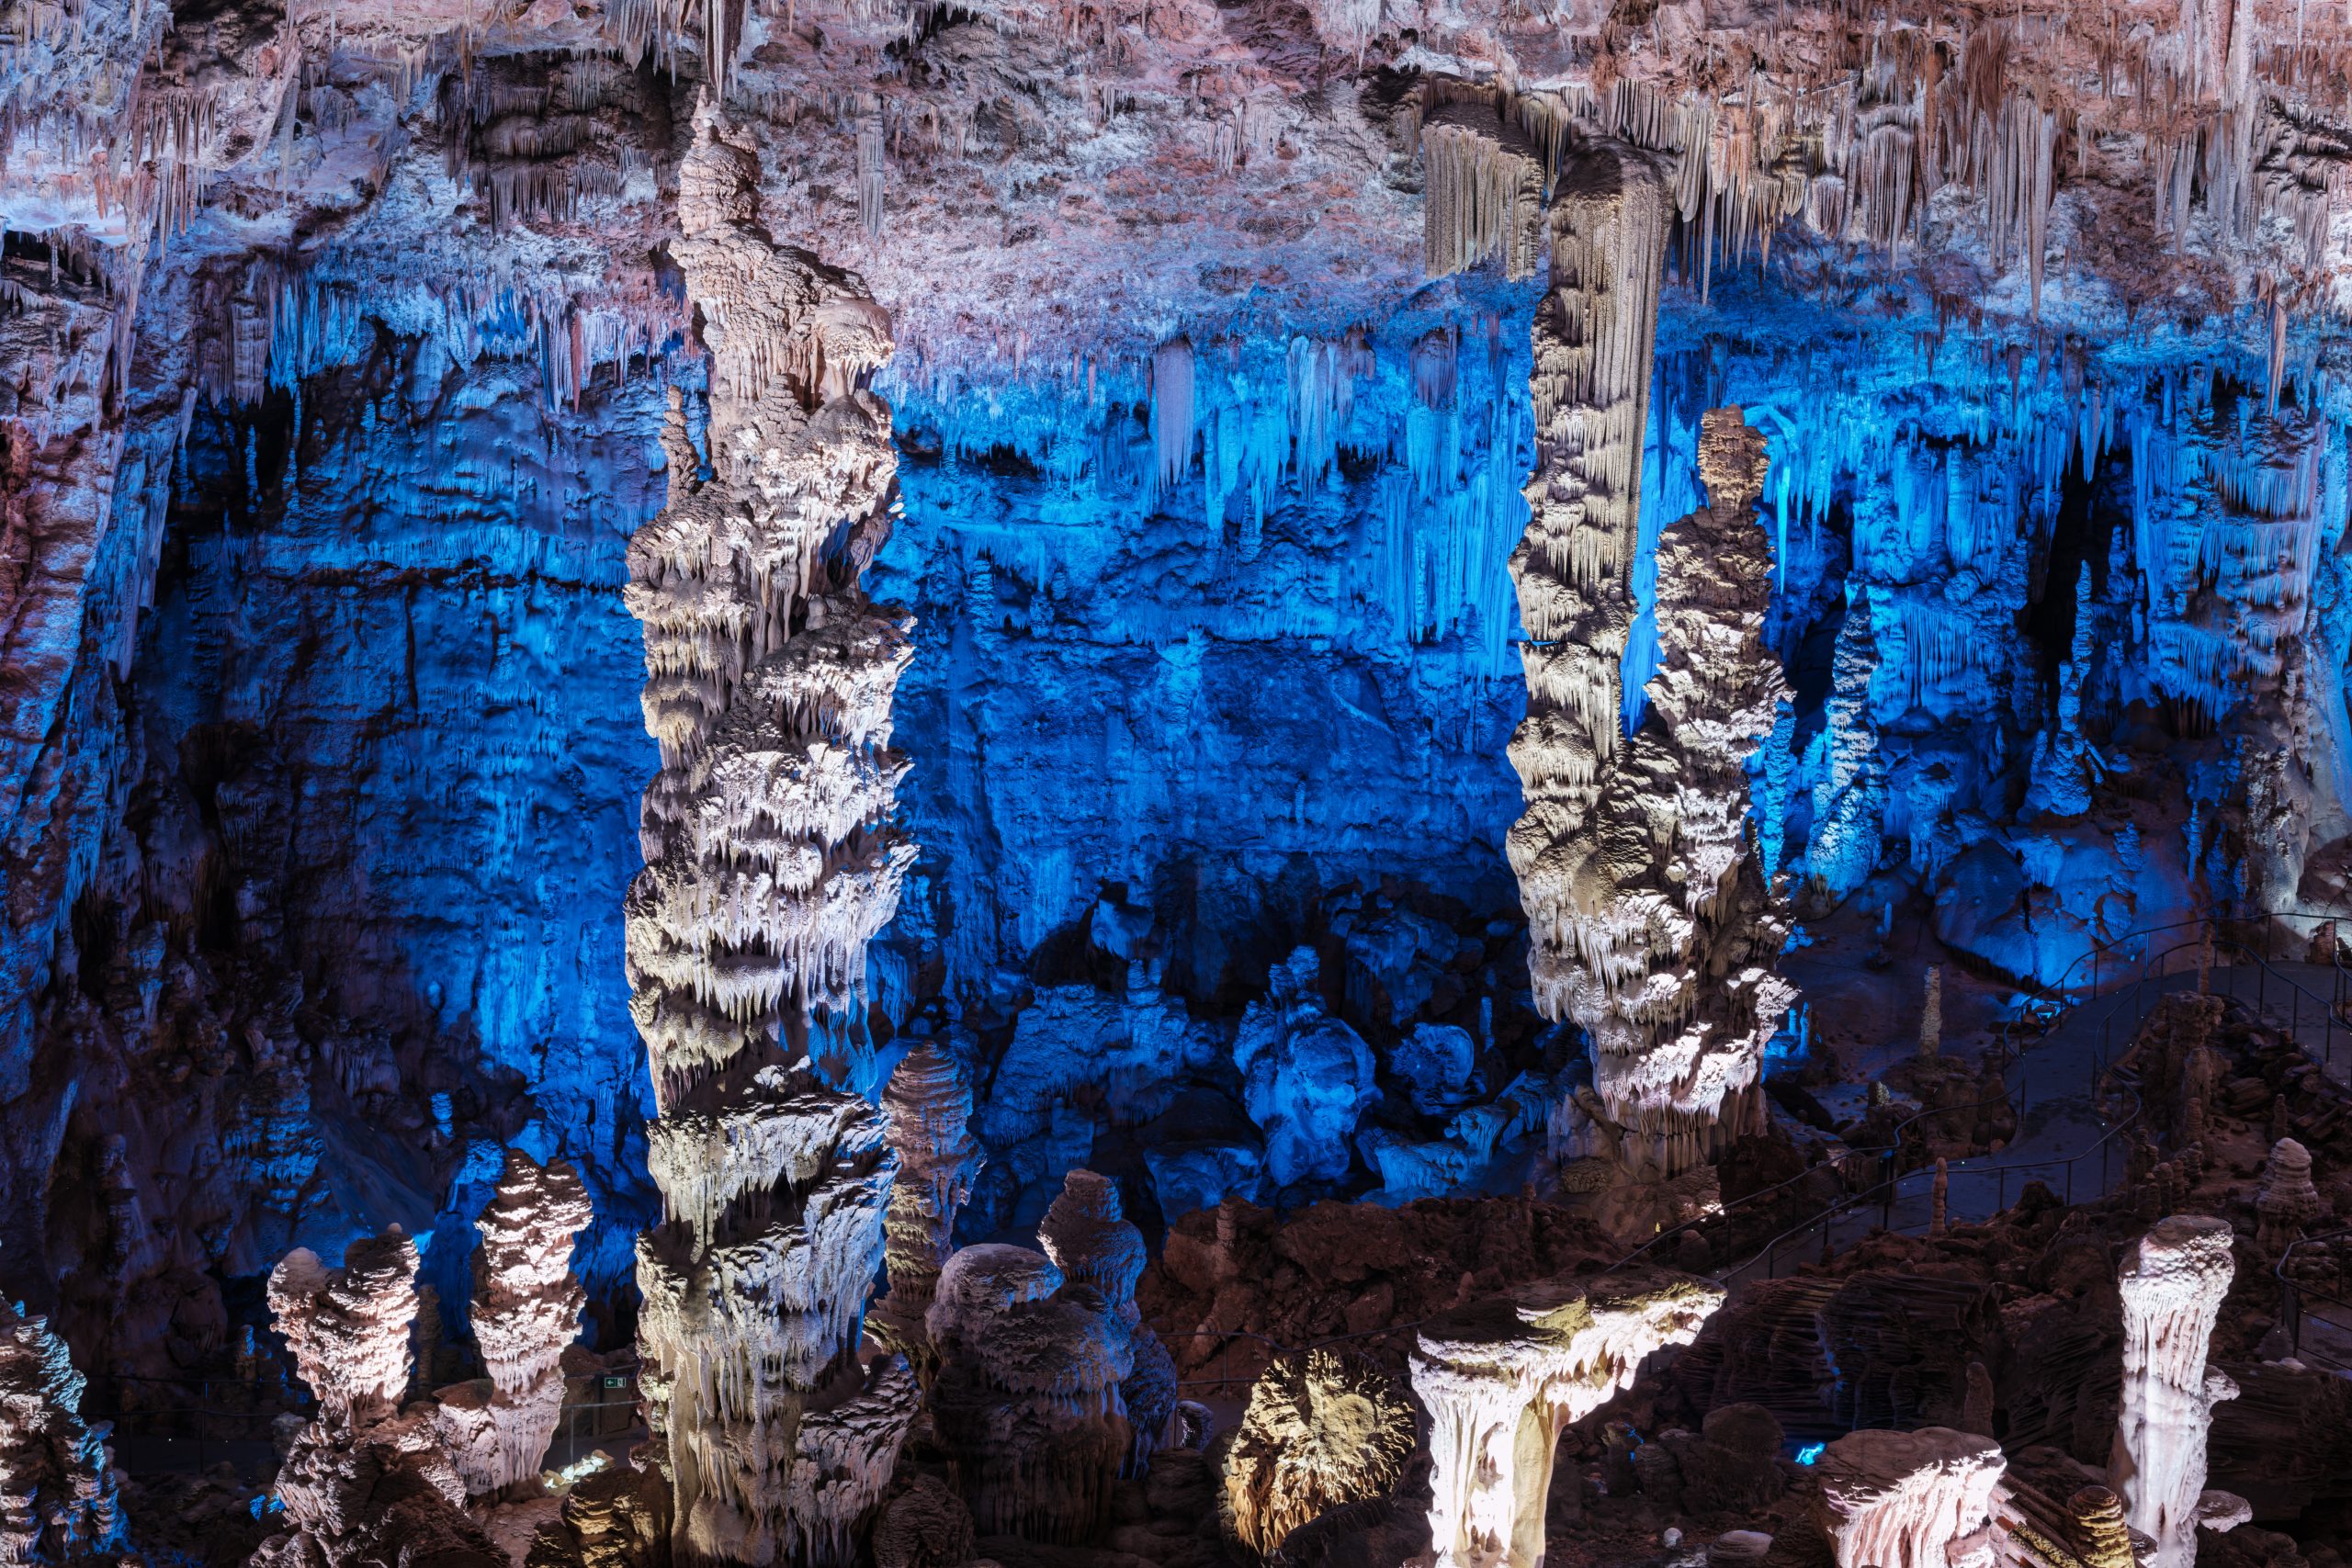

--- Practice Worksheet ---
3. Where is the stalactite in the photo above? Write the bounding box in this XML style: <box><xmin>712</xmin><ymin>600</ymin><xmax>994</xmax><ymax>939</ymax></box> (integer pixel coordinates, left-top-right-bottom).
<box><xmin>1421</xmin><ymin>88</ymin><xmax>1545</xmax><ymax>282</ymax></box>
<box><xmin>627</xmin><ymin>98</ymin><xmax>910</xmax><ymax>1567</ymax></box>
<box><xmin>1151</xmin><ymin>336</ymin><xmax>1195</xmax><ymax>501</ymax></box>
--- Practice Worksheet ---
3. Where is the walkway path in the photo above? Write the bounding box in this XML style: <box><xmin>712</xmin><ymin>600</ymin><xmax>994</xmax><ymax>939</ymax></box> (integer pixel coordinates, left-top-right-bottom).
<box><xmin>1724</xmin><ymin>953</ymin><xmax>2347</xmax><ymax>1285</ymax></box>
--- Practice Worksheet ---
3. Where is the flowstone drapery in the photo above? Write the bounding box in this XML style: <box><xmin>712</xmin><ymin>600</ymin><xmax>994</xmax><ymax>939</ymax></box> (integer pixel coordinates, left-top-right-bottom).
<box><xmin>625</xmin><ymin>98</ymin><xmax>911</xmax><ymax>1564</ymax></box>
<box><xmin>1811</xmin><ymin>1427</ymin><xmax>2005</xmax><ymax>1568</ymax></box>
<box><xmin>254</xmin><ymin>1230</ymin><xmax>505</xmax><ymax>1568</ymax></box>
<box><xmin>1411</xmin><ymin>1267</ymin><xmax>1724</xmax><ymax>1568</ymax></box>
<box><xmin>2109</xmin><ymin>1215</ymin><xmax>2246</xmax><ymax>1568</ymax></box>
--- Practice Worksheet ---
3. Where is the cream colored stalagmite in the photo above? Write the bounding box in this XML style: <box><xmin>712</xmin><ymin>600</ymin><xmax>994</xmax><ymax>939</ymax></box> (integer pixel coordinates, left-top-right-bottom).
<box><xmin>2109</xmin><ymin>1216</ymin><xmax>2249</xmax><ymax>1568</ymax></box>
<box><xmin>1811</xmin><ymin>1427</ymin><xmax>2005</xmax><ymax>1568</ymax></box>
<box><xmin>1513</xmin><ymin>310</ymin><xmax>1793</xmax><ymax>1179</ymax></box>
<box><xmin>626</xmin><ymin>97</ymin><xmax>915</xmax><ymax>1566</ymax></box>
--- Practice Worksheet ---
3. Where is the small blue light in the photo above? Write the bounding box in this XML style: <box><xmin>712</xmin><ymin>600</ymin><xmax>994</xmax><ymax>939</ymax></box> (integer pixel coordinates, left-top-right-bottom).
<box><xmin>1796</xmin><ymin>1443</ymin><xmax>1826</xmax><ymax>1465</ymax></box>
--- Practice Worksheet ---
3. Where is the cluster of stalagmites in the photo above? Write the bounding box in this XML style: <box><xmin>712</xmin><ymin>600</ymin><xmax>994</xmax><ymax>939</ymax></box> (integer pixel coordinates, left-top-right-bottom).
<box><xmin>1219</xmin><ymin>1348</ymin><xmax>1414</xmax><ymax>1560</ymax></box>
<box><xmin>1411</xmin><ymin>1266</ymin><xmax>1725</xmax><ymax>1568</ymax></box>
<box><xmin>254</xmin><ymin>1230</ymin><xmax>507</xmax><ymax>1568</ymax></box>
<box><xmin>623</xmin><ymin>98</ymin><xmax>914</xmax><ymax>1564</ymax></box>
<box><xmin>926</xmin><ymin>1170</ymin><xmax>1172</xmax><ymax>1545</ymax></box>
<box><xmin>251</xmin><ymin>1155</ymin><xmax>594</xmax><ymax>1567</ymax></box>
<box><xmin>0</xmin><ymin>1298</ymin><xmax>124</xmax><ymax>1566</ymax></box>
<box><xmin>1489</xmin><ymin>132</ymin><xmax>1794</xmax><ymax>1180</ymax></box>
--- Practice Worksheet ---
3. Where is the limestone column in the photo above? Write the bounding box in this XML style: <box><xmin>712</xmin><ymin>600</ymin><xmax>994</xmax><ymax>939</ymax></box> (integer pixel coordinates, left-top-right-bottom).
<box><xmin>2109</xmin><ymin>1215</ymin><xmax>2247</xmax><ymax>1568</ymax></box>
<box><xmin>625</xmin><ymin>99</ymin><xmax>912</xmax><ymax>1563</ymax></box>
<box><xmin>1505</xmin><ymin>138</ymin><xmax>1671</xmax><ymax>1165</ymax></box>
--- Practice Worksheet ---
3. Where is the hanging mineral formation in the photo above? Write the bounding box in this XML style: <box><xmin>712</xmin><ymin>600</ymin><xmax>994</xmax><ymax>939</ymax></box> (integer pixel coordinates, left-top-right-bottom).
<box><xmin>1413</xmin><ymin>1268</ymin><xmax>1725</xmax><ymax>1568</ymax></box>
<box><xmin>2109</xmin><ymin>1215</ymin><xmax>2248</xmax><ymax>1568</ymax></box>
<box><xmin>626</xmin><ymin>97</ymin><xmax>911</xmax><ymax>1564</ymax></box>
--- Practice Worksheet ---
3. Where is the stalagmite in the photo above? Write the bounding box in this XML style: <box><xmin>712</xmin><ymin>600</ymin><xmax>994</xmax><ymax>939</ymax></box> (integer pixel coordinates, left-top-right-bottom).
<box><xmin>784</xmin><ymin>1357</ymin><xmax>922</xmax><ymax>1567</ymax></box>
<box><xmin>626</xmin><ymin>98</ymin><xmax>910</xmax><ymax>1564</ymax></box>
<box><xmin>1519</xmin><ymin>393</ymin><xmax>1793</xmax><ymax>1176</ymax></box>
<box><xmin>924</xmin><ymin>1243</ymin><xmax>1136</xmax><ymax>1541</ymax></box>
<box><xmin>2256</xmin><ymin>1137</ymin><xmax>2322</xmax><ymax>1254</ymax></box>
<box><xmin>1810</xmin><ymin>1427</ymin><xmax>2004</xmax><ymax>1568</ymax></box>
<box><xmin>0</xmin><ymin>1299</ymin><xmax>125</xmax><ymax>1567</ymax></box>
<box><xmin>1221</xmin><ymin>1348</ymin><xmax>1415</xmax><ymax>1559</ymax></box>
<box><xmin>876</xmin><ymin>1044</ymin><xmax>985</xmax><ymax>1348</ymax></box>
<box><xmin>255</xmin><ymin>1230</ymin><xmax>506</xmax><ymax>1568</ymax></box>
<box><xmin>2069</xmin><ymin>1484</ymin><xmax>2135</xmax><ymax>1568</ymax></box>
<box><xmin>435</xmin><ymin>1152</ymin><xmax>594</xmax><ymax>1499</ymax></box>
<box><xmin>1920</xmin><ymin>967</ymin><xmax>1942</xmax><ymax>1057</ymax></box>
<box><xmin>1412</xmin><ymin>1267</ymin><xmax>1724</xmax><ymax>1568</ymax></box>
<box><xmin>2109</xmin><ymin>1215</ymin><xmax>2247</xmax><ymax>1568</ymax></box>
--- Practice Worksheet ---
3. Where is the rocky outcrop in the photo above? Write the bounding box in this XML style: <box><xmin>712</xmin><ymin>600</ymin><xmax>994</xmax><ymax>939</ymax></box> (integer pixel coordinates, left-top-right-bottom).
<box><xmin>1411</xmin><ymin>1266</ymin><xmax>1724</xmax><ymax>1568</ymax></box>
<box><xmin>0</xmin><ymin>1298</ymin><xmax>125</xmax><ymax>1567</ymax></box>
<box><xmin>624</xmin><ymin>99</ymin><xmax>909</xmax><ymax>1563</ymax></box>
<box><xmin>1233</xmin><ymin>950</ymin><xmax>1379</xmax><ymax>1190</ymax></box>
<box><xmin>2109</xmin><ymin>1215</ymin><xmax>2245</xmax><ymax>1568</ymax></box>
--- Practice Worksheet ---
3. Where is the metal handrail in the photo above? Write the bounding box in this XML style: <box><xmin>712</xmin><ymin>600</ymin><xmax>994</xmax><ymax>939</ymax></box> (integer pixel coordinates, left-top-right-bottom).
<box><xmin>1164</xmin><ymin>912</ymin><xmax>2352</xmax><ymax>1390</ymax></box>
<box><xmin>2276</xmin><ymin>1226</ymin><xmax>2352</xmax><ymax>1371</ymax></box>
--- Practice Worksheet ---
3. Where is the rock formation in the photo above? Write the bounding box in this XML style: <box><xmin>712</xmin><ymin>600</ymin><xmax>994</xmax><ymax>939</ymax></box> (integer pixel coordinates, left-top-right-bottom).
<box><xmin>877</xmin><ymin>1044</ymin><xmax>984</xmax><ymax>1343</ymax></box>
<box><xmin>255</xmin><ymin>1229</ymin><xmax>506</xmax><ymax>1568</ymax></box>
<box><xmin>435</xmin><ymin>1152</ymin><xmax>594</xmax><ymax>1499</ymax></box>
<box><xmin>2109</xmin><ymin>1215</ymin><xmax>2246</xmax><ymax>1568</ymax></box>
<box><xmin>924</xmin><ymin>1243</ymin><xmax>1134</xmax><ymax>1542</ymax></box>
<box><xmin>624</xmin><ymin>98</ymin><xmax>910</xmax><ymax>1563</ymax></box>
<box><xmin>1505</xmin><ymin>139</ymin><xmax>1673</xmax><ymax>1077</ymax></box>
<box><xmin>0</xmin><ymin>1298</ymin><xmax>124</xmax><ymax>1567</ymax></box>
<box><xmin>1411</xmin><ymin>1266</ymin><xmax>1724</xmax><ymax>1568</ymax></box>
<box><xmin>1811</xmin><ymin>1427</ymin><xmax>2006</xmax><ymax>1568</ymax></box>
<box><xmin>1527</xmin><ymin>400</ymin><xmax>1794</xmax><ymax>1176</ymax></box>
<box><xmin>1220</xmin><ymin>1348</ymin><xmax>1415</xmax><ymax>1560</ymax></box>
<box><xmin>1233</xmin><ymin>949</ymin><xmax>1380</xmax><ymax>1189</ymax></box>
<box><xmin>783</xmin><ymin>1356</ymin><xmax>923</xmax><ymax>1567</ymax></box>
<box><xmin>2256</xmin><ymin>1137</ymin><xmax>2323</xmax><ymax>1254</ymax></box>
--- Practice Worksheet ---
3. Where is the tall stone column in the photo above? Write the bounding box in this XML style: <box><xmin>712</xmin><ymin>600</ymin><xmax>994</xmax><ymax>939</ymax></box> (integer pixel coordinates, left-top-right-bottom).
<box><xmin>1507</xmin><ymin>138</ymin><xmax>1672</xmax><ymax>1164</ymax></box>
<box><xmin>626</xmin><ymin>99</ymin><xmax>913</xmax><ymax>1564</ymax></box>
<box><xmin>2109</xmin><ymin>1215</ymin><xmax>2246</xmax><ymax>1568</ymax></box>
